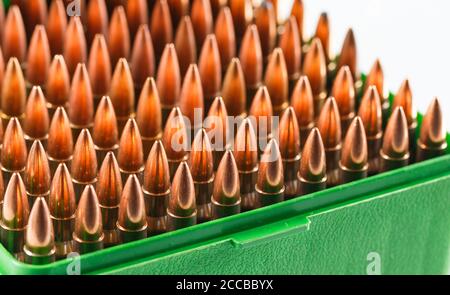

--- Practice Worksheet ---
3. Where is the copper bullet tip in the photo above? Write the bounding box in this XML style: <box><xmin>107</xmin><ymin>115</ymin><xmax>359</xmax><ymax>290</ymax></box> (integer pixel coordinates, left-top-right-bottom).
<box><xmin>109</xmin><ymin>58</ymin><xmax>135</xmax><ymax>119</ymax></box>
<box><xmin>74</xmin><ymin>185</ymin><xmax>103</xmax><ymax>242</ymax></box>
<box><xmin>93</xmin><ymin>96</ymin><xmax>119</xmax><ymax>149</ymax></box>
<box><xmin>97</xmin><ymin>152</ymin><xmax>122</xmax><ymax>208</ymax></box>
<box><xmin>88</xmin><ymin>34</ymin><xmax>112</xmax><ymax>96</ymax></box>
<box><xmin>49</xmin><ymin>163</ymin><xmax>76</xmax><ymax>219</ymax></box>
<box><xmin>299</xmin><ymin>128</ymin><xmax>326</xmax><ymax>182</ymax></box>
<box><xmin>341</xmin><ymin>116</ymin><xmax>368</xmax><ymax>170</ymax></box>
<box><xmin>68</xmin><ymin>63</ymin><xmax>94</xmax><ymax>128</ymax></box>
<box><xmin>278</xmin><ymin>16</ymin><xmax>301</xmax><ymax>79</ymax></box>
<box><xmin>1</xmin><ymin>57</ymin><xmax>26</xmax><ymax>117</ymax></box>
<box><xmin>126</xmin><ymin>0</ymin><xmax>149</xmax><ymax>41</ymax></box>
<box><xmin>278</xmin><ymin>107</ymin><xmax>301</xmax><ymax>160</ymax></box>
<box><xmin>290</xmin><ymin>0</ymin><xmax>304</xmax><ymax>41</ymax></box>
<box><xmin>239</xmin><ymin>24</ymin><xmax>263</xmax><ymax>88</ymax></box>
<box><xmin>3</xmin><ymin>5</ymin><xmax>27</xmax><ymax>62</ymax></box>
<box><xmin>302</xmin><ymin>38</ymin><xmax>326</xmax><ymax>96</ymax></box>
<box><xmin>151</xmin><ymin>0</ymin><xmax>174</xmax><ymax>60</ymax></box>
<box><xmin>189</xmin><ymin>129</ymin><xmax>214</xmax><ymax>182</ymax></box>
<box><xmin>26</xmin><ymin>25</ymin><xmax>51</xmax><ymax>86</ymax></box>
<box><xmin>136</xmin><ymin>78</ymin><xmax>162</xmax><ymax>140</ymax></box>
<box><xmin>332</xmin><ymin>66</ymin><xmax>355</xmax><ymax>119</ymax></box>
<box><xmin>168</xmin><ymin>161</ymin><xmax>196</xmax><ymax>217</ymax></box>
<box><xmin>419</xmin><ymin>97</ymin><xmax>446</xmax><ymax>148</ymax></box>
<box><xmin>382</xmin><ymin>107</ymin><xmax>409</xmax><ymax>159</ymax></box>
<box><xmin>205</xmin><ymin>96</ymin><xmax>230</xmax><ymax>149</ymax></box>
<box><xmin>212</xmin><ymin>150</ymin><xmax>240</xmax><ymax>205</ymax></box>
<box><xmin>64</xmin><ymin>17</ymin><xmax>87</xmax><ymax>76</ymax></box>
<box><xmin>108</xmin><ymin>6</ymin><xmax>130</xmax><ymax>66</ymax></box>
<box><xmin>198</xmin><ymin>34</ymin><xmax>222</xmax><ymax>102</ymax></box>
<box><xmin>1</xmin><ymin>118</ymin><xmax>27</xmax><ymax>171</ymax></box>
<box><xmin>256</xmin><ymin>139</ymin><xmax>284</xmax><ymax>193</ymax></box>
<box><xmin>314</xmin><ymin>12</ymin><xmax>330</xmax><ymax>59</ymax></box>
<box><xmin>162</xmin><ymin>107</ymin><xmax>189</xmax><ymax>161</ymax></box>
<box><xmin>175</xmin><ymin>16</ymin><xmax>197</xmax><ymax>76</ymax></box>
<box><xmin>214</xmin><ymin>7</ymin><xmax>236</xmax><ymax>70</ymax></box>
<box><xmin>221</xmin><ymin>58</ymin><xmax>246</xmax><ymax>117</ymax></box>
<box><xmin>229</xmin><ymin>0</ymin><xmax>253</xmax><ymax>40</ymax></box>
<box><xmin>393</xmin><ymin>79</ymin><xmax>416</xmax><ymax>126</ymax></box>
<box><xmin>365</xmin><ymin>59</ymin><xmax>384</xmax><ymax>100</ymax></box>
<box><xmin>249</xmin><ymin>86</ymin><xmax>273</xmax><ymax>140</ymax></box>
<box><xmin>24</xmin><ymin>197</ymin><xmax>55</xmax><ymax>256</ymax></box>
<box><xmin>254</xmin><ymin>1</ymin><xmax>276</xmax><ymax>59</ymax></box>
<box><xmin>317</xmin><ymin>97</ymin><xmax>342</xmax><ymax>149</ymax></box>
<box><xmin>86</xmin><ymin>0</ymin><xmax>109</xmax><ymax>45</ymax></box>
<box><xmin>118</xmin><ymin>119</ymin><xmax>144</xmax><ymax>173</ymax></box>
<box><xmin>143</xmin><ymin>140</ymin><xmax>171</xmax><ymax>195</ymax></box>
<box><xmin>131</xmin><ymin>25</ymin><xmax>155</xmax><ymax>88</ymax></box>
<box><xmin>1</xmin><ymin>173</ymin><xmax>29</xmax><ymax>230</ymax></box>
<box><xmin>47</xmin><ymin>107</ymin><xmax>74</xmax><ymax>161</ymax></box>
<box><xmin>71</xmin><ymin>129</ymin><xmax>98</xmax><ymax>182</ymax></box>
<box><xmin>264</xmin><ymin>47</ymin><xmax>288</xmax><ymax>114</ymax></box>
<box><xmin>338</xmin><ymin>28</ymin><xmax>357</xmax><ymax>79</ymax></box>
<box><xmin>191</xmin><ymin>0</ymin><xmax>213</xmax><ymax>49</ymax></box>
<box><xmin>46</xmin><ymin>0</ymin><xmax>67</xmax><ymax>55</ymax></box>
<box><xmin>234</xmin><ymin>118</ymin><xmax>258</xmax><ymax>172</ymax></box>
<box><xmin>179</xmin><ymin>64</ymin><xmax>204</xmax><ymax>126</ymax></box>
<box><xmin>24</xmin><ymin>86</ymin><xmax>50</xmax><ymax>140</ymax></box>
<box><xmin>358</xmin><ymin>86</ymin><xmax>382</xmax><ymax>138</ymax></box>
<box><xmin>45</xmin><ymin>55</ymin><xmax>70</xmax><ymax>107</ymax></box>
<box><xmin>25</xmin><ymin>140</ymin><xmax>51</xmax><ymax>195</ymax></box>
<box><xmin>117</xmin><ymin>174</ymin><xmax>147</xmax><ymax>231</ymax></box>
<box><xmin>291</xmin><ymin>76</ymin><xmax>314</xmax><ymax>129</ymax></box>
<box><xmin>156</xmin><ymin>43</ymin><xmax>181</xmax><ymax>109</ymax></box>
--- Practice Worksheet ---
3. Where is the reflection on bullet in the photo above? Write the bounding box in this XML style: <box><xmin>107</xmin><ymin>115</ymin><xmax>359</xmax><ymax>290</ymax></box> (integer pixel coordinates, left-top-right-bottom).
<box><xmin>1</xmin><ymin>118</ymin><xmax>28</xmax><ymax>185</ymax></box>
<box><xmin>314</xmin><ymin>12</ymin><xmax>330</xmax><ymax>61</ymax></box>
<box><xmin>1</xmin><ymin>58</ymin><xmax>26</xmax><ymax>125</ymax></box>
<box><xmin>25</xmin><ymin>140</ymin><xmax>51</xmax><ymax>206</ymax></box>
<box><xmin>26</xmin><ymin>25</ymin><xmax>50</xmax><ymax>87</ymax></box>
<box><xmin>167</xmin><ymin>0</ymin><xmax>189</xmax><ymax>29</ymax></box>
<box><xmin>151</xmin><ymin>0</ymin><xmax>173</xmax><ymax>62</ymax></box>
<box><xmin>45</xmin><ymin>55</ymin><xmax>70</xmax><ymax>113</ymax></box>
<box><xmin>229</xmin><ymin>0</ymin><xmax>253</xmax><ymax>43</ymax></box>
<box><xmin>108</xmin><ymin>6</ymin><xmax>130</xmax><ymax>67</ymax></box>
<box><xmin>365</xmin><ymin>59</ymin><xmax>389</xmax><ymax>126</ymax></box>
<box><xmin>191</xmin><ymin>0</ymin><xmax>213</xmax><ymax>50</ymax></box>
<box><xmin>278</xmin><ymin>16</ymin><xmax>301</xmax><ymax>93</ymax></box>
<box><xmin>88</xmin><ymin>35</ymin><xmax>112</xmax><ymax>106</ymax></box>
<box><xmin>179</xmin><ymin>64</ymin><xmax>204</xmax><ymax>137</ymax></box>
<box><xmin>47</xmin><ymin>107</ymin><xmax>74</xmax><ymax>175</ymax></box>
<box><xmin>214</xmin><ymin>7</ymin><xmax>236</xmax><ymax>72</ymax></box>
<box><xmin>117</xmin><ymin>119</ymin><xmax>145</xmax><ymax>184</ymax></box>
<box><xmin>47</xmin><ymin>0</ymin><xmax>67</xmax><ymax>55</ymax></box>
<box><xmin>254</xmin><ymin>1</ymin><xmax>276</xmax><ymax>63</ymax></box>
<box><xmin>23</xmin><ymin>86</ymin><xmax>50</xmax><ymax>149</ymax></box>
<box><xmin>64</xmin><ymin>17</ymin><xmax>87</xmax><ymax>77</ymax></box>
<box><xmin>175</xmin><ymin>16</ymin><xmax>197</xmax><ymax>76</ymax></box>
<box><xmin>2</xmin><ymin>6</ymin><xmax>27</xmax><ymax>63</ymax></box>
<box><xmin>290</xmin><ymin>0</ymin><xmax>304</xmax><ymax>42</ymax></box>
<box><xmin>290</xmin><ymin>76</ymin><xmax>314</xmax><ymax>149</ymax></box>
<box><xmin>126</xmin><ymin>0</ymin><xmax>148</xmax><ymax>42</ymax></box>
<box><xmin>130</xmin><ymin>25</ymin><xmax>155</xmax><ymax>96</ymax></box>
<box><xmin>249</xmin><ymin>86</ymin><xmax>273</xmax><ymax>156</ymax></box>
<box><xmin>93</xmin><ymin>96</ymin><xmax>119</xmax><ymax>166</ymax></box>
<box><xmin>337</xmin><ymin>28</ymin><xmax>358</xmax><ymax>80</ymax></box>
<box><xmin>264</xmin><ymin>48</ymin><xmax>288</xmax><ymax>116</ymax></box>
<box><xmin>221</xmin><ymin>58</ymin><xmax>246</xmax><ymax>119</ymax></box>
<box><xmin>205</xmin><ymin>96</ymin><xmax>230</xmax><ymax>170</ymax></box>
<box><xmin>331</xmin><ymin>66</ymin><xmax>355</xmax><ymax>135</ymax></box>
<box><xmin>86</xmin><ymin>0</ymin><xmax>109</xmax><ymax>46</ymax></box>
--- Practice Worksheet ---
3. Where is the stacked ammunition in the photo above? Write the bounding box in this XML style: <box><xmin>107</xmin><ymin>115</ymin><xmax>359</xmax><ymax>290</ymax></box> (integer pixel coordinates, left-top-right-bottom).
<box><xmin>0</xmin><ymin>0</ymin><xmax>446</xmax><ymax>265</ymax></box>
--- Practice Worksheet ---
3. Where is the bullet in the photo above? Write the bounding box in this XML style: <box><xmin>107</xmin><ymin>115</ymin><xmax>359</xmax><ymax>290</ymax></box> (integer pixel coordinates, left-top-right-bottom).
<box><xmin>26</xmin><ymin>25</ymin><xmax>51</xmax><ymax>88</ymax></box>
<box><xmin>0</xmin><ymin>164</ymin><xmax>3</xmax><ymax>219</ymax></box>
<box><xmin>167</xmin><ymin>161</ymin><xmax>197</xmax><ymax>231</ymax></box>
<box><xmin>130</xmin><ymin>25</ymin><xmax>155</xmax><ymax>98</ymax></box>
<box><xmin>47</xmin><ymin>107</ymin><xmax>74</xmax><ymax>175</ymax></box>
<box><xmin>71</xmin><ymin>129</ymin><xmax>98</xmax><ymax>202</ymax></box>
<box><xmin>278</xmin><ymin>16</ymin><xmax>301</xmax><ymax>94</ymax></box>
<box><xmin>73</xmin><ymin>185</ymin><xmax>104</xmax><ymax>254</ymax></box>
<box><xmin>290</xmin><ymin>0</ymin><xmax>304</xmax><ymax>42</ymax></box>
<box><xmin>166</xmin><ymin>0</ymin><xmax>188</xmax><ymax>29</ymax></box>
<box><xmin>109</xmin><ymin>58</ymin><xmax>135</xmax><ymax>134</ymax></box>
<box><xmin>221</xmin><ymin>58</ymin><xmax>246</xmax><ymax>120</ymax></box>
<box><xmin>117</xmin><ymin>119</ymin><xmax>145</xmax><ymax>184</ymax></box>
<box><xmin>68</xmin><ymin>63</ymin><xmax>94</xmax><ymax>140</ymax></box>
<box><xmin>416</xmin><ymin>98</ymin><xmax>447</xmax><ymax>161</ymax></box>
<box><xmin>46</xmin><ymin>0</ymin><xmax>67</xmax><ymax>55</ymax></box>
<box><xmin>179</xmin><ymin>64</ymin><xmax>204</xmax><ymax>138</ymax></box>
<box><xmin>156</xmin><ymin>44</ymin><xmax>181</xmax><ymax>124</ymax></box>
<box><xmin>214</xmin><ymin>7</ymin><xmax>236</xmax><ymax>72</ymax></box>
<box><xmin>189</xmin><ymin>129</ymin><xmax>214</xmax><ymax>223</ymax></box>
<box><xmin>136</xmin><ymin>78</ymin><xmax>163</xmax><ymax>159</ymax></box>
<box><xmin>126</xmin><ymin>0</ymin><xmax>149</xmax><ymax>42</ymax></box>
<box><xmin>298</xmin><ymin>128</ymin><xmax>327</xmax><ymax>195</ymax></box>
<box><xmin>96</xmin><ymin>152</ymin><xmax>122</xmax><ymax>247</ymax></box>
<box><xmin>249</xmin><ymin>86</ymin><xmax>273</xmax><ymax>156</ymax></box>
<box><xmin>1</xmin><ymin>58</ymin><xmax>26</xmax><ymax>126</ymax></box>
<box><xmin>264</xmin><ymin>48</ymin><xmax>288</xmax><ymax>116</ymax></box>
<box><xmin>93</xmin><ymin>96</ymin><xmax>119</xmax><ymax>166</ymax></box>
<box><xmin>86</xmin><ymin>0</ymin><xmax>109</xmax><ymax>46</ymax></box>
<box><xmin>358</xmin><ymin>86</ymin><xmax>383</xmax><ymax>175</ymax></box>
<box><xmin>229</xmin><ymin>0</ymin><xmax>253</xmax><ymax>44</ymax></box>
<box><xmin>191</xmin><ymin>0</ymin><xmax>213</xmax><ymax>50</ymax></box>
<box><xmin>24</xmin><ymin>197</ymin><xmax>55</xmax><ymax>265</ymax></box>
<box><xmin>45</xmin><ymin>55</ymin><xmax>70</xmax><ymax>114</ymax></box>
<box><xmin>25</xmin><ymin>140</ymin><xmax>51</xmax><ymax>206</ymax></box>
<box><xmin>198</xmin><ymin>34</ymin><xmax>222</xmax><ymax>112</ymax></box>
<box><xmin>339</xmin><ymin>117</ymin><xmax>368</xmax><ymax>183</ymax></box>
<box><xmin>0</xmin><ymin>173</ymin><xmax>29</xmax><ymax>259</ymax></box>
<box><xmin>143</xmin><ymin>140</ymin><xmax>170</xmax><ymax>235</ymax></box>
<box><xmin>0</xmin><ymin>48</ymin><xmax>4</xmax><ymax>98</ymax></box>
<box><xmin>162</xmin><ymin>107</ymin><xmax>189</xmax><ymax>179</ymax></box>
<box><xmin>302</xmin><ymin>38</ymin><xmax>327</xmax><ymax>117</ymax></box>
<box><xmin>150</xmin><ymin>0</ymin><xmax>173</xmax><ymax>62</ymax></box>
<box><xmin>365</xmin><ymin>59</ymin><xmax>389</xmax><ymax>126</ymax></box>
<box><xmin>337</xmin><ymin>28</ymin><xmax>358</xmax><ymax>81</ymax></box>
<box><xmin>117</xmin><ymin>174</ymin><xmax>148</xmax><ymax>243</ymax></box>
<box><xmin>210</xmin><ymin>0</ymin><xmax>226</xmax><ymax>19</ymax></box>
<box><xmin>205</xmin><ymin>96</ymin><xmax>230</xmax><ymax>170</ymax></box>
<box><xmin>2</xmin><ymin>6</ymin><xmax>27</xmax><ymax>63</ymax></box>
<box><xmin>255</xmin><ymin>139</ymin><xmax>284</xmax><ymax>207</ymax></box>
<box><xmin>393</xmin><ymin>79</ymin><xmax>417</xmax><ymax>159</ymax></box>
<box><xmin>20</xmin><ymin>0</ymin><xmax>47</xmax><ymax>41</ymax></box>
<box><xmin>88</xmin><ymin>35</ymin><xmax>112</xmax><ymax>107</ymax></box>
<box><xmin>331</xmin><ymin>66</ymin><xmax>355</xmax><ymax>135</ymax></box>
<box><xmin>23</xmin><ymin>86</ymin><xmax>50</xmax><ymax>150</ymax></box>
<box><xmin>278</xmin><ymin>107</ymin><xmax>301</xmax><ymax>199</ymax></box>
<box><xmin>174</xmin><ymin>16</ymin><xmax>197</xmax><ymax>76</ymax></box>
<box><xmin>314</xmin><ymin>12</ymin><xmax>330</xmax><ymax>62</ymax></box>
<box><xmin>64</xmin><ymin>17</ymin><xmax>87</xmax><ymax>77</ymax></box>
<box><xmin>1</xmin><ymin>118</ymin><xmax>28</xmax><ymax>185</ymax></box>
<box><xmin>254</xmin><ymin>1</ymin><xmax>276</xmax><ymax>65</ymax></box>
<box><xmin>239</xmin><ymin>25</ymin><xmax>263</xmax><ymax>108</ymax></box>
<box><xmin>108</xmin><ymin>6</ymin><xmax>130</xmax><ymax>67</ymax></box>
<box><xmin>290</xmin><ymin>76</ymin><xmax>314</xmax><ymax>149</ymax></box>
<box><xmin>49</xmin><ymin>163</ymin><xmax>76</xmax><ymax>259</ymax></box>
<box><xmin>380</xmin><ymin>107</ymin><xmax>410</xmax><ymax>172</ymax></box>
